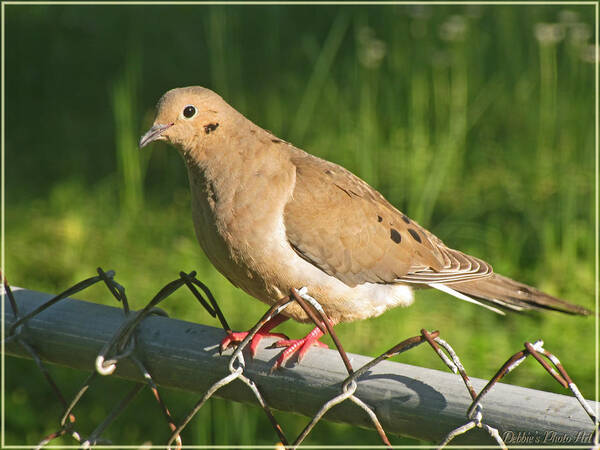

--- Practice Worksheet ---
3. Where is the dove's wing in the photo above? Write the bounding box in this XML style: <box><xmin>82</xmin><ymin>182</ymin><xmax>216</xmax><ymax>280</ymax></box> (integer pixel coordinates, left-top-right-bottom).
<box><xmin>283</xmin><ymin>152</ymin><xmax>493</xmax><ymax>287</ymax></box>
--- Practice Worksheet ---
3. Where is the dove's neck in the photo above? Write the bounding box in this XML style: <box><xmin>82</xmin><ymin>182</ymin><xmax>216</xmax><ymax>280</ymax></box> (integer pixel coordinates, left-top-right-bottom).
<box><xmin>183</xmin><ymin>120</ymin><xmax>294</xmax><ymax>210</ymax></box>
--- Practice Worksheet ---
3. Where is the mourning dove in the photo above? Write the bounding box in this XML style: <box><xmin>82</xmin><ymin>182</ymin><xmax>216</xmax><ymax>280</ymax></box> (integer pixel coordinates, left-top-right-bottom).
<box><xmin>140</xmin><ymin>86</ymin><xmax>590</xmax><ymax>368</ymax></box>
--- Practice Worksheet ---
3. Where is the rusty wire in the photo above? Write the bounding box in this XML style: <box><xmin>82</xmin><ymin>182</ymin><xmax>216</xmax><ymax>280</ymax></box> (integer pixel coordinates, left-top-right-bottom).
<box><xmin>2</xmin><ymin>268</ymin><xmax>597</xmax><ymax>448</ymax></box>
<box><xmin>420</xmin><ymin>329</ymin><xmax>507</xmax><ymax>449</ymax></box>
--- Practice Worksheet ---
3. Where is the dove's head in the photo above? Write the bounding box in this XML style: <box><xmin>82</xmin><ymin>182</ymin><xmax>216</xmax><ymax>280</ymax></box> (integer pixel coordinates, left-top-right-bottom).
<box><xmin>139</xmin><ymin>86</ymin><xmax>232</xmax><ymax>152</ymax></box>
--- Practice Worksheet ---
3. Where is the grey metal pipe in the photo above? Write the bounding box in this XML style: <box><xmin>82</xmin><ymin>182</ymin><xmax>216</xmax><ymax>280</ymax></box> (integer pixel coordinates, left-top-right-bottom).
<box><xmin>3</xmin><ymin>288</ymin><xmax>597</xmax><ymax>446</ymax></box>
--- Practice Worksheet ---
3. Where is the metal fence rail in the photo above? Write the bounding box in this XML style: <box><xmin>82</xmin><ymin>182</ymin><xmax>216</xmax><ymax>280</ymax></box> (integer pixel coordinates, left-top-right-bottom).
<box><xmin>4</xmin><ymin>281</ymin><xmax>598</xmax><ymax>447</ymax></box>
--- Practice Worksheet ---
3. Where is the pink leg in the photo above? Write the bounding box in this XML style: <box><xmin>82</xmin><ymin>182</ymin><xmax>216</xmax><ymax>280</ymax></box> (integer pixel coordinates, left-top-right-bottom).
<box><xmin>271</xmin><ymin>326</ymin><xmax>329</xmax><ymax>369</ymax></box>
<box><xmin>220</xmin><ymin>314</ymin><xmax>290</xmax><ymax>357</ymax></box>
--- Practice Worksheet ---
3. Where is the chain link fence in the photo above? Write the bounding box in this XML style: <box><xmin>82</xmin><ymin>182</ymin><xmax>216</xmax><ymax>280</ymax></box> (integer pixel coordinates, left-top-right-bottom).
<box><xmin>3</xmin><ymin>268</ymin><xmax>598</xmax><ymax>448</ymax></box>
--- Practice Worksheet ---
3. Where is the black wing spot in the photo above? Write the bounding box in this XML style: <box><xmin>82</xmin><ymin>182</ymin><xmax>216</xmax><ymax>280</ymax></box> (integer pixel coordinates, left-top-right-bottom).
<box><xmin>408</xmin><ymin>228</ymin><xmax>422</xmax><ymax>243</ymax></box>
<box><xmin>272</xmin><ymin>138</ymin><xmax>282</xmax><ymax>143</ymax></box>
<box><xmin>324</xmin><ymin>169</ymin><xmax>334</xmax><ymax>175</ymax></box>
<box><xmin>390</xmin><ymin>228</ymin><xmax>402</xmax><ymax>244</ymax></box>
<box><xmin>204</xmin><ymin>123</ymin><xmax>219</xmax><ymax>134</ymax></box>
<box><xmin>401</xmin><ymin>214</ymin><xmax>410</xmax><ymax>224</ymax></box>
<box><xmin>377</xmin><ymin>215</ymin><xmax>383</xmax><ymax>222</ymax></box>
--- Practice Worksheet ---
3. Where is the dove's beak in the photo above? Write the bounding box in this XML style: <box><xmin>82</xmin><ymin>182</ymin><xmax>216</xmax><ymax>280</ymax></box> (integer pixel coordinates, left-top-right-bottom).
<box><xmin>139</xmin><ymin>123</ymin><xmax>173</xmax><ymax>148</ymax></box>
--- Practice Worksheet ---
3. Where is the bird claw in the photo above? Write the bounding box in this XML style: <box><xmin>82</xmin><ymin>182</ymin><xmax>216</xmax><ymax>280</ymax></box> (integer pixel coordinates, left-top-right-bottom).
<box><xmin>220</xmin><ymin>330</ymin><xmax>289</xmax><ymax>357</ymax></box>
<box><xmin>270</xmin><ymin>330</ymin><xmax>328</xmax><ymax>371</ymax></box>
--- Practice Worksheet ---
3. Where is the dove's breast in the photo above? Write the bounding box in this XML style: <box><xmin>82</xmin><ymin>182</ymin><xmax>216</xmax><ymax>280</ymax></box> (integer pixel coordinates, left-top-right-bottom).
<box><xmin>185</xmin><ymin>144</ymin><xmax>299</xmax><ymax>303</ymax></box>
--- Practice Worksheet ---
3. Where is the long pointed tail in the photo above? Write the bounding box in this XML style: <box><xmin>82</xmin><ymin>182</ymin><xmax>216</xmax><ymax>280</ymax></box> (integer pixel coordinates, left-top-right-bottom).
<box><xmin>443</xmin><ymin>274</ymin><xmax>591</xmax><ymax>315</ymax></box>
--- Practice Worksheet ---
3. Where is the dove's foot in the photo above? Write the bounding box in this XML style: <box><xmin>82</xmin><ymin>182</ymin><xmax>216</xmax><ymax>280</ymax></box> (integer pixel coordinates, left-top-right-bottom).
<box><xmin>220</xmin><ymin>314</ymin><xmax>289</xmax><ymax>357</ymax></box>
<box><xmin>270</xmin><ymin>326</ymin><xmax>329</xmax><ymax>370</ymax></box>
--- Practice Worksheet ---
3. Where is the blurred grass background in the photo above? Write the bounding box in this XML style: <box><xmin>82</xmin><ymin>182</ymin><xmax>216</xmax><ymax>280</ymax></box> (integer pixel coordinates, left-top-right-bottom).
<box><xmin>4</xmin><ymin>4</ymin><xmax>596</xmax><ymax>447</ymax></box>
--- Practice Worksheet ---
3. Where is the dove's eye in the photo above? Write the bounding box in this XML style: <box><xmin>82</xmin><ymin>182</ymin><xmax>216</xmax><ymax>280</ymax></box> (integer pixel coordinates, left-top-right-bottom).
<box><xmin>182</xmin><ymin>105</ymin><xmax>197</xmax><ymax>119</ymax></box>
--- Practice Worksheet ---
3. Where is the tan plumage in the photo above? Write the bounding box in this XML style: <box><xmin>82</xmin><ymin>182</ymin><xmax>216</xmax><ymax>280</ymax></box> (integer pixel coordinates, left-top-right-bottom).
<box><xmin>140</xmin><ymin>86</ymin><xmax>590</xmax><ymax>327</ymax></box>
<box><xmin>285</xmin><ymin>153</ymin><xmax>493</xmax><ymax>286</ymax></box>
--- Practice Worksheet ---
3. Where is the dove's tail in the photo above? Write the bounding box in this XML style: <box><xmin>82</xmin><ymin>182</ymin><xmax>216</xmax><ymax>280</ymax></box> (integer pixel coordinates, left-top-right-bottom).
<box><xmin>435</xmin><ymin>274</ymin><xmax>591</xmax><ymax>315</ymax></box>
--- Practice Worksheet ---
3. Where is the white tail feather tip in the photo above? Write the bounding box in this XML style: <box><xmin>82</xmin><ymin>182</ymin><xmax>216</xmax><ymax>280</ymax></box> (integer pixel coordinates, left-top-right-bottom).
<box><xmin>429</xmin><ymin>283</ymin><xmax>506</xmax><ymax>315</ymax></box>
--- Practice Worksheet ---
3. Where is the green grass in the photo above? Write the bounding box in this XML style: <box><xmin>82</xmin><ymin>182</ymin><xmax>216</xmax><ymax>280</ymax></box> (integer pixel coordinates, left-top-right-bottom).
<box><xmin>5</xmin><ymin>4</ymin><xmax>596</xmax><ymax>447</ymax></box>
